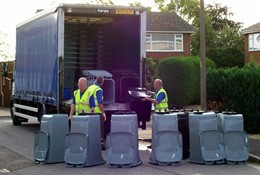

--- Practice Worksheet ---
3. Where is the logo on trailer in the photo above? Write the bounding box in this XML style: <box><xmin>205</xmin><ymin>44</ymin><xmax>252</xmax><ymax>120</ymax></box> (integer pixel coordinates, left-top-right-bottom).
<box><xmin>97</xmin><ymin>9</ymin><xmax>110</xmax><ymax>13</ymax></box>
<box><xmin>116</xmin><ymin>9</ymin><xmax>134</xmax><ymax>14</ymax></box>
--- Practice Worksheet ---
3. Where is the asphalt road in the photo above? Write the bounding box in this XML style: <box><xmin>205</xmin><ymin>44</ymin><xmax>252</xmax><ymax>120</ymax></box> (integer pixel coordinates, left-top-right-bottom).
<box><xmin>0</xmin><ymin>115</ymin><xmax>260</xmax><ymax>175</ymax></box>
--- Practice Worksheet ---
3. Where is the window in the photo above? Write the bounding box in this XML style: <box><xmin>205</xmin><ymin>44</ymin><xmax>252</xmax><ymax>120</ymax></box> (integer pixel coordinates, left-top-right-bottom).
<box><xmin>248</xmin><ymin>33</ymin><xmax>260</xmax><ymax>51</ymax></box>
<box><xmin>146</xmin><ymin>33</ymin><xmax>183</xmax><ymax>52</ymax></box>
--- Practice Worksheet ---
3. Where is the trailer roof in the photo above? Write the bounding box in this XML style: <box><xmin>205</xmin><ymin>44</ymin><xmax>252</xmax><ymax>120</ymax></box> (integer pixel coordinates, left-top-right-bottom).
<box><xmin>59</xmin><ymin>3</ymin><xmax>146</xmax><ymax>11</ymax></box>
<box><xmin>17</xmin><ymin>4</ymin><xmax>146</xmax><ymax>28</ymax></box>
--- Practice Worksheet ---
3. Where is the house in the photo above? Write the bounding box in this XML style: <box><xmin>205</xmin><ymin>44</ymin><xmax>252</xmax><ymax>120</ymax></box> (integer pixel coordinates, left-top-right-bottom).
<box><xmin>146</xmin><ymin>12</ymin><xmax>195</xmax><ymax>59</ymax></box>
<box><xmin>240</xmin><ymin>22</ymin><xmax>260</xmax><ymax>63</ymax></box>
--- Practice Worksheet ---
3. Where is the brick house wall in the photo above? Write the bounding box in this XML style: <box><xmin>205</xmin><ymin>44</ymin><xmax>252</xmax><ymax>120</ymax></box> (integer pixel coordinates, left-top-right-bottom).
<box><xmin>241</xmin><ymin>22</ymin><xmax>260</xmax><ymax>64</ymax></box>
<box><xmin>244</xmin><ymin>33</ymin><xmax>260</xmax><ymax>63</ymax></box>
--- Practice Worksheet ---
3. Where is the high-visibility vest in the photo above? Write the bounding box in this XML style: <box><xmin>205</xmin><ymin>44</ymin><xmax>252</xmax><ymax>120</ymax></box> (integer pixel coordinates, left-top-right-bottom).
<box><xmin>155</xmin><ymin>88</ymin><xmax>168</xmax><ymax>112</ymax></box>
<box><xmin>86</xmin><ymin>84</ymin><xmax>103</xmax><ymax>114</ymax></box>
<box><xmin>74</xmin><ymin>89</ymin><xmax>90</xmax><ymax>115</ymax></box>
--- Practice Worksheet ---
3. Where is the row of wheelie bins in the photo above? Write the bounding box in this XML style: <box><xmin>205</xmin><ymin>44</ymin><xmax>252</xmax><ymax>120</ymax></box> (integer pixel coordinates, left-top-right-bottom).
<box><xmin>34</xmin><ymin>113</ymin><xmax>142</xmax><ymax>167</ymax></box>
<box><xmin>34</xmin><ymin>111</ymin><xmax>249</xmax><ymax>167</ymax></box>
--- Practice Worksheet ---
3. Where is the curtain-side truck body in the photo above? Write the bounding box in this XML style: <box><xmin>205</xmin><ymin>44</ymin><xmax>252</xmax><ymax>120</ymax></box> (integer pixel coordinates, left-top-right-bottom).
<box><xmin>11</xmin><ymin>4</ymin><xmax>148</xmax><ymax>130</ymax></box>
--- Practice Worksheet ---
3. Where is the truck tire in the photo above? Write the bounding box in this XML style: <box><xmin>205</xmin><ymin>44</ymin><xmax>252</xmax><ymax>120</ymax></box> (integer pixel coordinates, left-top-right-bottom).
<box><xmin>10</xmin><ymin>106</ymin><xmax>21</xmax><ymax>126</ymax></box>
<box><xmin>37</xmin><ymin>104</ymin><xmax>46</xmax><ymax>122</ymax></box>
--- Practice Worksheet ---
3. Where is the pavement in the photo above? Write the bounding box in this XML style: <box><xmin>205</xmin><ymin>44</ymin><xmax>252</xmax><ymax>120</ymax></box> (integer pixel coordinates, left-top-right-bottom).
<box><xmin>1</xmin><ymin>106</ymin><xmax>260</xmax><ymax>164</ymax></box>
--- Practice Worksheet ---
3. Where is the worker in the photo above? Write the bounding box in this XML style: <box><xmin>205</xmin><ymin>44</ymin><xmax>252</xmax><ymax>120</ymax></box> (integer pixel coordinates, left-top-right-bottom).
<box><xmin>87</xmin><ymin>76</ymin><xmax>107</xmax><ymax>150</ymax></box>
<box><xmin>87</xmin><ymin>76</ymin><xmax>106</xmax><ymax>121</ymax></box>
<box><xmin>143</xmin><ymin>79</ymin><xmax>168</xmax><ymax>112</ymax></box>
<box><xmin>69</xmin><ymin>77</ymin><xmax>93</xmax><ymax>120</ymax></box>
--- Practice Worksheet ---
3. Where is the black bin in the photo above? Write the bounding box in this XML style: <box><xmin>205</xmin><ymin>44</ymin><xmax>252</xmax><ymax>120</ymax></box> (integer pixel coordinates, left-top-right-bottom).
<box><xmin>177</xmin><ymin>112</ymin><xmax>190</xmax><ymax>159</ymax></box>
<box><xmin>128</xmin><ymin>87</ymin><xmax>152</xmax><ymax>130</ymax></box>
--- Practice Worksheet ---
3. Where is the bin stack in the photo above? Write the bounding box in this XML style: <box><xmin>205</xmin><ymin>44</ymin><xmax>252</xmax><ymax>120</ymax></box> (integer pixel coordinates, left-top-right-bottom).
<box><xmin>82</xmin><ymin>70</ymin><xmax>115</xmax><ymax>104</ymax></box>
<box><xmin>189</xmin><ymin>112</ymin><xmax>225</xmax><ymax>164</ymax></box>
<box><xmin>188</xmin><ymin>112</ymin><xmax>249</xmax><ymax>165</ymax></box>
<box><xmin>106</xmin><ymin>113</ymin><xmax>142</xmax><ymax>168</ymax></box>
<box><xmin>34</xmin><ymin>114</ymin><xmax>69</xmax><ymax>164</ymax></box>
<box><xmin>217</xmin><ymin>113</ymin><xmax>249</xmax><ymax>164</ymax></box>
<box><xmin>149</xmin><ymin>112</ymin><xmax>183</xmax><ymax>165</ymax></box>
<box><xmin>64</xmin><ymin>114</ymin><xmax>105</xmax><ymax>167</ymax></box>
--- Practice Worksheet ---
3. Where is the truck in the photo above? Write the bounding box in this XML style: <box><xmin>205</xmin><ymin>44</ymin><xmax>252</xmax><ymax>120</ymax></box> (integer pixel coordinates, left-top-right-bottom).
<box><xmin>10</xmin><ymin>4</ymin><xmax>151</xmax><ymax>131</ymax></box>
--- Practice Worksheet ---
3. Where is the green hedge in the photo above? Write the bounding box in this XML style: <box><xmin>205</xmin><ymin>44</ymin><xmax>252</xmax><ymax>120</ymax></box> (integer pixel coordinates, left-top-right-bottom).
<box><xmin>157</xmin><ymin>56</ymin><xmax>216</xmax><ymax>108</ymax></box>
<box><xmin>207</xmin><ymin>62</ymin><xmax>260</xmax><ymax>133</ymax></box>
<box><xmin>206</xmin><ymin>47</ymin><xmax>245</xmax><ymax>68</ymax></box>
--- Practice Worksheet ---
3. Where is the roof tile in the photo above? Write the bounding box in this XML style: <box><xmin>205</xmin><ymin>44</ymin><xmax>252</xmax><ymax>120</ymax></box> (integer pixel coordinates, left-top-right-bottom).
<box><xmin>147</xmin><ymin>12</ymin><xmax>195</xmax><ymax>32</ymax></box>
<box><xmin>241</xmin><ymin>22</ymin><xmax>260</xmax><ymax>34</ymax></box>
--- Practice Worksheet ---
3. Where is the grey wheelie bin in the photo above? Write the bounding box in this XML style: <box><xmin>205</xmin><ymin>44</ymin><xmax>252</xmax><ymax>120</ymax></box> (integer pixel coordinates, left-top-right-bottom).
<box><xmin>106</xmin><ymin>113</ymin><xmax>142</xmax><ymax>168</ymax></box>
<box><xmin>34</xmin><ymin>114</ymin><xmax>69</xmax><ymax>164</ymax></box>
<box><xmin>189</xmin><ymin>112</ymin><xmax>225</xmax><ymax>164</ymax></box>
<box><xmin>64</xmin><ymin>114</ymin><xmax>105</xmax><ymax>167</ymax></box>
<box><xmin>217</xmin><ymin>113</ymin><xmax>249</xmax><ymax>164</ymax></box>
<box><xmin>149</xmin><ymin>112</ymin><xmax>183</xmax><ymax>165</ymax></box>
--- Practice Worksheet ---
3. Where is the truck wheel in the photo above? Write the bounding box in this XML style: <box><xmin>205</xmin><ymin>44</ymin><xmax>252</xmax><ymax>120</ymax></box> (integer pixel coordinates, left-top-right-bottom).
<box><xmin>10</xmin><ymin>106</ymin><xmax>21</xmax><ymax>126</ymax></box>
<box><xmin>37</xmin><ymin>104</ymin><xmax>46</xmax><ymax>122</ymax></box>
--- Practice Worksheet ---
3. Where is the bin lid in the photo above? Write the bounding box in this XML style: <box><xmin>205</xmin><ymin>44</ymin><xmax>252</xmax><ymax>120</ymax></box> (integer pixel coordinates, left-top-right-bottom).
<box><xmin>82</xmin><ymin>70</ymin><xmax>113</xmax><ymax>78</ymax></box>
<box><xmin>128</xmin><ymin>87</ymin><xmax>151</xmax><ymax>98</ymax></box>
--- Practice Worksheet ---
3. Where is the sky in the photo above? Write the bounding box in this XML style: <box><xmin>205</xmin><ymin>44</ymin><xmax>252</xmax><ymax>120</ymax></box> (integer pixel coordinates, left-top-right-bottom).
<box><xmin>0</xmin><ymin>0</ymin><xmax>259</xmax><ymax>57</ymax></box>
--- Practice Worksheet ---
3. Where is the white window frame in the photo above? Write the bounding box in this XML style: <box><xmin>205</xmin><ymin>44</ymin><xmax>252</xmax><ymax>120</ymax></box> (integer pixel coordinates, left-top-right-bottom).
<box><xmin>248</xmin><ymin>33</ymin><xmax>260</xmax><ymax>51</ymax></box>
<box><xmin>146</xmin><ymin>33</ymin><xmax>184</xmax><ymax>52</ymax></box>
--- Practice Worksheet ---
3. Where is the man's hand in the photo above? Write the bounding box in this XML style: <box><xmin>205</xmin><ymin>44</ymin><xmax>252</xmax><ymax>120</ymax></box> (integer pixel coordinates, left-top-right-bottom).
<box><xmin>102</xmin><ymin>113</ymin><xmax>106</xmax><ymax>121</ymax></box>
<box><xmin>69</xmin><ymin>115</ymin><xmax>72</xmax><ymax>120</ymax></box>
<box><xmin>142</xmin><ymin>97</ymin><xmax>149</xmax><ymax>101</ymax></box>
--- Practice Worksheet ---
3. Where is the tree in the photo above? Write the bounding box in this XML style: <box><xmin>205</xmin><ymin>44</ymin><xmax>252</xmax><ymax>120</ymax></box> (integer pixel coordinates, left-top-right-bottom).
<box><xmin>51</xmin><ymin>0</ymin><xmax>114</xmax><ymax>5</ymax></box>
<box><xmin>205</xmin><ymin>3</ymin><xmax>244</xmax><ymax>51</ymax></box>
<box><xmin>155</xmin><ymin>0</ymin><xmax>200</xmax><ymax>21</ymax></box>
<box><xmin>206</xmin><ymin>3</ymin><xmax>242</xmax><ymax>32</ymax></box>
<box><xmin>83</xmin><ymin>0</ymin><xmax>114</xmax><ymax>5</ymax></box>
<box><xmin>128</xmin><ymin>1</ymin><xmax>152</xmax><ymax>11</ymax></box>
<box><xmin>154</xmin><ymin>0</ymin><xmax>244</xmax><ymax>56</ymax></box>
<box><xmin>0</xmin><ymin>25</ymin><xmax>13</xmax><ymax>61</ymax></box>
<box><xmin>191</xmin><ymin>14</ymin><xmax>216</xmax><ymax>55</ymax></box>
<box><xmin>129</xmin><ymin>1</ymin><xmax>143</xmax><ymax>6</ymax></box>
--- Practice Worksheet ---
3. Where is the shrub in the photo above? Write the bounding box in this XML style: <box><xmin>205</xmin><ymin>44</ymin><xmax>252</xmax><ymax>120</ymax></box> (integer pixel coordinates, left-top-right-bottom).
<box><xmin>157</xmin><ymin>56</ymin><xmax>216</xmax><ymax>108</ymax></box>
<box><xmin>207</xmin><ymin>62</ymin><xmax>260</xmax><ymax>133</ymax></box>
<box><xmin>206</xmin><ymin>47</ymin><xmax>244</xmax><ymax>68</ymax></box>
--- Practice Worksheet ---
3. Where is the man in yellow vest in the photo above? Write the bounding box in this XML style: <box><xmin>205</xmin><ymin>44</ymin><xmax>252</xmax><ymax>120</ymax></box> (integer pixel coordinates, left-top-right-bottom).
<box><xmin>87</xmin><ymin>76</ymin><xmax>107</xmax><ymax>150</ymax></box>
<box><xmin>69</xmin><ymin>77</ymin><xmax>92</xmax><ymax>120</ymax></box>
<box><xmin>143</xmin><ymin>79</ymin><xmax>168</xmax><ymax>112</ymax></box>
<box><xmin>143</xmin><ymin>79</ymin><xmax>168</xmax><ymax>149</ymax></box>
<box><xmin>87</xmin><ymin>76</ymin><xmax>106</xmax><ymax>121</ymax></box>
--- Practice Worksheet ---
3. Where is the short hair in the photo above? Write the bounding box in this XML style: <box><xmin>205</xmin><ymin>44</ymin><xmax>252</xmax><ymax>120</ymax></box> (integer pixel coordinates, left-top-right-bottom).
<box><xmin>96</xmin><ymin>76</ymin><xmax>104</xmax><ymax>85</ymax></box>
<box><xmin>78</xmin><ymin>77</ymin><xmax>87</xmax><ymax>85</ymax></box>
<box><xmin>154</xmin><ymin>79</ymin><xmax>162</xmax><ymax>86</ymax></box>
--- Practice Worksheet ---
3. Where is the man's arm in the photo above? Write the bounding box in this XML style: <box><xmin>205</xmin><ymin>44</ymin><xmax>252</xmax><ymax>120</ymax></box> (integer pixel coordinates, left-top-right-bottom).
<box><xmin>142</xmin><ymin>92</ymin><xmax>165</xmax><ymax>104</ymax></box>
<box><xmin>69</xmin><ymin>104</ymin><xmax>75</xmax><ymax>120</ymax></box>
<box><xmin>143</xmin><ymin>88</ymin><xmax>155</xmax><ymax>97</ymax></box>
<box><xmin>96</xmin><ymin>90</ymin><xmax>106</xmax><ymax>121</ymax></box>
<box><xmin>98</xmin><ymin>103</ymin><xmax>106</xmax><ymax>121</ymax></box>
<box><xmin>89</xmin><ymin>95</ymin><xmax>95</xmax><ymax>113</ymax></box>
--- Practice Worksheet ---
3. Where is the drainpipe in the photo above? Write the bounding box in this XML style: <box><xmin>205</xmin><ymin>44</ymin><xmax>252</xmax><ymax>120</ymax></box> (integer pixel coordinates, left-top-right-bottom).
<box><xmin>0</xmin><ymin>76</ymin><xmax>4</xmax><ymax>106</ymax></box>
